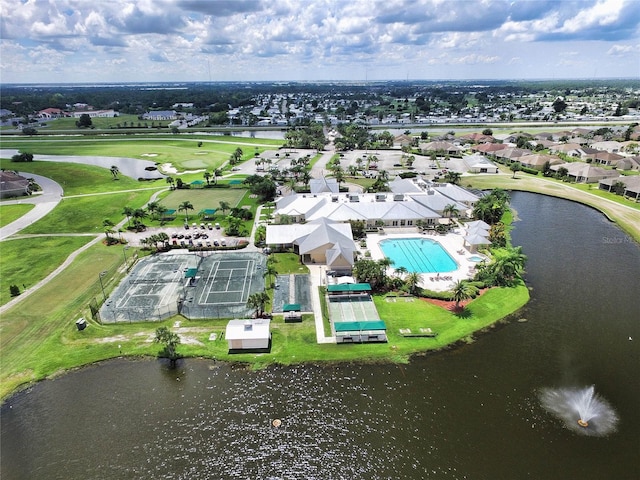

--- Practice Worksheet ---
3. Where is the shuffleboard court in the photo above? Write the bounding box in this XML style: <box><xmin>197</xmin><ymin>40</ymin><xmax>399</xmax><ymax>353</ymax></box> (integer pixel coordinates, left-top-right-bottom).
<box><xmin>328</xmin><ymin>295</ymin><xmax>380</xmax><ymax>323</ymax></box>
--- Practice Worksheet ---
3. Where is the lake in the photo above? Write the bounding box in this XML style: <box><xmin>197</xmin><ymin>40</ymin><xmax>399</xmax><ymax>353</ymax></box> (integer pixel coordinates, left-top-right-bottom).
<box><xmin>2</xmin><ymin>192</ymin><xmax>639</xmax><ymax>479</ymax></box>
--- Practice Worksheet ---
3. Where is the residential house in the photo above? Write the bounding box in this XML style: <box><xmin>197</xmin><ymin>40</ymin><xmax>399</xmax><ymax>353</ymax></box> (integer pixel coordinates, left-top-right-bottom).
<box><xmin>598</xmin><ymin>176</ymin><xmax>640</xmax><ymax>202</ymax></box>
<box><xmin>0</xmin><ymin>171</ymin><xmax>31</xmax><ymax>198</ymax></box>
<box><xmin>462</xmin><ymin>154</ymin><xmax>500</xmax><ymax>173</ymax></box>
<box><xmin>551</xmin><ymin>162</ymin><xmax>620</xmax><ymax>183</ymax></box>
<box><xmin>518</xmin><ymin>153</ymin><xmax>563</xmax><ymax>170</ymax></box>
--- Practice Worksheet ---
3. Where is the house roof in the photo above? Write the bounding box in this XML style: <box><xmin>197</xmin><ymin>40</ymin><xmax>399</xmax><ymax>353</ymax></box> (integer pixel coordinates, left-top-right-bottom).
<box><xmin>225</xmin><ymin>319</ymin><xmax>270</xmax><ymax>340</ymax></box>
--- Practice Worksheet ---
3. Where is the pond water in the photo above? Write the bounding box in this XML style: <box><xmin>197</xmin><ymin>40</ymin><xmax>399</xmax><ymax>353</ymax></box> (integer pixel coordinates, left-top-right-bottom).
<box><xmin>2</xmin><ymin>192</ymin><xmax>639</xmax><ymax>479</ymax></box>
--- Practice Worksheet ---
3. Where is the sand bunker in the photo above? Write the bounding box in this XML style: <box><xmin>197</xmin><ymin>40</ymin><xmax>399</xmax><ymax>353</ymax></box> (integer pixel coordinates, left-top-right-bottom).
<box><xmin>140</xmin><ymin>153</ymin><xmax>158</xmax><ymax>157</ymax></box>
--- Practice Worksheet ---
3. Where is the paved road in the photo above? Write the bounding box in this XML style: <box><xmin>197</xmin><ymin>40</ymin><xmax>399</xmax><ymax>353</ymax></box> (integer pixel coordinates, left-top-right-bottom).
<box><xmin>0</xmin><ymin>173</ymin><xmax>64</xmax><ymax>240</ymax></box>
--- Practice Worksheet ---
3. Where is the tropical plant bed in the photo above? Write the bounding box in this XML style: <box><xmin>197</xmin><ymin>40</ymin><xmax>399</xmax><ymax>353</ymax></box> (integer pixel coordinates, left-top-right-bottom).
<box><xmin>419</xmin><ymin>288</ymin><xmax>489</xmax><ymax>311</ymax></box>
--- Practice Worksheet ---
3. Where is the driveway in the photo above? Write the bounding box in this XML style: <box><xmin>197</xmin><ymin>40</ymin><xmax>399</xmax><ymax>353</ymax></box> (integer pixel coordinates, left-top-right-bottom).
<box><xmin>0</xmin><ymin>173</ymin><xmax>64</xmax><ymax>240</ymax></box>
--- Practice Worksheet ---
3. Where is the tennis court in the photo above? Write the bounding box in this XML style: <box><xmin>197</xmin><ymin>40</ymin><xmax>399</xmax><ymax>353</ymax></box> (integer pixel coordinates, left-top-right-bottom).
<box><xmin>182</xmin><ymin>252</ymin><xmax>267</xmax><ymax>319</ymax></box>
<box><xmin>328</xmin><ymin>294</ymin><xmax>380</xmax><ymax>322</ymax></box>
<box><xmin>100</xmin><ymin>253</ymin><xmax>198</xmax><ymax>323</ymax></box>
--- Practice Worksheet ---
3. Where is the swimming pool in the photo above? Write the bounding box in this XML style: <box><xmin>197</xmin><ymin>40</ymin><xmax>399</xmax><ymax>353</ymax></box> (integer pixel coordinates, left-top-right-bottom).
<box><xmin>379</xmin><ymin>238</ymin><xmax>458</xmax><ymax>273</ymax></box>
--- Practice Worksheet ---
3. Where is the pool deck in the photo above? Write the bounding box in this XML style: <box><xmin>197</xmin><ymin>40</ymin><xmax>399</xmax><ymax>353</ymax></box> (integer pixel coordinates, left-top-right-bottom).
<box><xmin>364</xmin><ymin>229</ymin><xmax>487</xmax><ymax>292</ymax></box>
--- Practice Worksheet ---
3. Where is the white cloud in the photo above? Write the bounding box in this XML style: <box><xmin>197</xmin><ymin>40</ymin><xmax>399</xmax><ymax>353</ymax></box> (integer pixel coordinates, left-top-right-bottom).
<box><xmin>0</xmin><ymin>0</ymin><xmax>638</xmax><ymax>82</ymax></box>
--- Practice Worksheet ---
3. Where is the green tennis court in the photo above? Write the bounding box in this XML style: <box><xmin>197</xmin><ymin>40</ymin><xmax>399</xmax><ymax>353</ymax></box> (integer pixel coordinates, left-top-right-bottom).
<box><xmin>328</xmin><ymin>295</ymin><xmax>380</xmax><ymax>322</ymax></box>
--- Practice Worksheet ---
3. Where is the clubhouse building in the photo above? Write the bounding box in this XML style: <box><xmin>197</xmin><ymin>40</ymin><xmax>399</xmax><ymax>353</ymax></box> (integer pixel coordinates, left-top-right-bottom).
<box><xmin>265</xmin><ymin>177</ymin><xmax>481</xmax><ymax>271</ymax></box>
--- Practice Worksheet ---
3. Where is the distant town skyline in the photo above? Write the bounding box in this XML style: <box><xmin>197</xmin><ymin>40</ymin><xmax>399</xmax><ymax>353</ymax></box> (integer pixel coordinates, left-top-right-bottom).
<box><xmin>1</xmin><ymin>0</ymin><xmax>639</xmax><ymax>84</ymax></box>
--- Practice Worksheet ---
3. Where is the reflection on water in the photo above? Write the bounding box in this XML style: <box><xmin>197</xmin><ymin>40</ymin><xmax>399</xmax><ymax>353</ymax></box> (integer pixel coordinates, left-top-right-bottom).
<box><xmin>2</xmin><ymin>192</ymin><xmax>640</xmax><ymax>479</ymax></box>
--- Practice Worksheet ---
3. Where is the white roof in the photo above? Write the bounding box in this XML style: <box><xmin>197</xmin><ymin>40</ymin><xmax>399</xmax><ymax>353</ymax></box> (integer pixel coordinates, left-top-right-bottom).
<box><xmin>225</xmin><ymin>319</ymin><xmax>270</xmax><ymax>340</ymax></box>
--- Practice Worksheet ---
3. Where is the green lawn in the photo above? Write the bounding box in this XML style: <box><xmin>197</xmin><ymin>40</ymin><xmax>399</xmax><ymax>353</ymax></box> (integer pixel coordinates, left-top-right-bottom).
<box><xmin>0</xmin><ymin>236</ymin><xmax>93</xmax><ymax>306</ymax></box>
<box><xmin>159</xmin><ymin>187</ymin><xmax>246</xmax><ymax>216</ymax></box>
<box><xmin>1</xmin><ymin>136</ymin><xmax>284</xmax><ymax>173</ymax></box>
<box><xmin>21</xmin><ymin>191</ymin><xmax>154</xmax><ymax>234</ymax></box>
<box><xmin>0</xmin><ymin>159</ymin><xmax>160</xmax><ymax>195</ymax></box>
<box><xmin>40</xmin><ymin>114</ymin><xmax>170</xmax><ymax>130</ymax></box>
<box><xmin>272</xmin><ymin>252</ymin><xmax>310</xmax><ymax>274</ymax></box>
<box><xmin>0</xmin><ymin>203</ymin><xmax>35</xmax><ymax>227</ymax></box>
<box><xmin>374</xmin><ymin>283</ymin><xmax>530</xmax><ymax>353</ymax></box>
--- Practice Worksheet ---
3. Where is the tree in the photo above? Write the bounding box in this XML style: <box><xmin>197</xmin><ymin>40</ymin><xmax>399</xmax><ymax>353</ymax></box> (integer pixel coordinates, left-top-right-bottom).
<box><xmin>110</xmin><ymin>165</ymin><xmax>120</xmax><ymax>179</ymax></box>
<box><xmin>132</xmin><ymin>208</ymin><xmax>148</xmax><ymax>231</ymax></box>
<box><xmin>444</xmin><ymin>171</ymin><xmax>461</xmax><ymax>185</ymax></box>
<box><xmin>9</xmin><ymin>285</ymin><xmax>21</xmax><ymax>297</ymax></box>
<box><xmin>405</xmin><ymin>272</ymin><xmax>421</xmax><ymax>296</ymax></box>
<box><xmin>11</xmin><ymin>152</ymin><xmax>34</xmax><ymax>162</ymax></box>
<box><xmin>76</xmin><ymin>113</ymin><xmax>93</xmax><ymax>128</ymax></box>
<box><xmin>214</xmin><ymin>168</ymin><xmax>222</xmax><ymax>184</ymax></box>
<box><xmin>22</xmin><ymin>127</ymin><xmax>38</xmax><ymax>136</ymax></box>
<box><xmin>166</xmin><ymin>176</ymin><xmax>175</xmax><ymax>190</ymax></box>
<box><xmin>450</xmin><ymin>280</ymin><xmax>478</xmax><ymax>310</ymax></box>
<box><xmin>146</xmin><ymin>201</ymin><xmax>160</xmax><ymax>220</ymax></box>
<box><xmin>552</xmin><ymin>97</ymin><xmax>567</xmax><ymax>113</ymax></box>
<box><xmin>247</xmin><ymin>291</ymin><xmax>270</xmax><ymax>317</ymax></box>
<box><xmin>510</xmin><ymin>161</ymin><xmax>522</xmax><ymax>179</ymax></box>
<box><xmin>203</xmin><ymin>171</ymin><xmax>212</xmax><ymax>186</ymax></box>
<box><xmin>218</xmin><ymin>200</ymin><xmax>231</xmax><ymax>215</ymax></box>
<box><xmin>154</xmin><ymin>326</ymin><xmax>181</xmax><ymax>365</ymax></box>
<box><xmin>103</xmin><ymin>219</ymin><xmax>115</xmax><ymax>241</ymax></box>
<box><xmin>482</xmin><ymin>128</ymin><xmax>493</xmax><ymax>136</ymax></box>
<box><xmin>263</xmin><ymin>263</ymin><xmax>278</xmax><ymax>288</ymax></box>
<box><xmin>178</xmin><ymin>201</ymin><xmax>194</xmax><ymax>221</ymax></box>
<box><xmin>443</xmin><ymin>204</ymin><xmax>459</xmax><ymax>218</ymax></box>
<box><xmin>122</xmin><ymin>206</ymin><xmax>134</xmax><ymax>227</ymax></box>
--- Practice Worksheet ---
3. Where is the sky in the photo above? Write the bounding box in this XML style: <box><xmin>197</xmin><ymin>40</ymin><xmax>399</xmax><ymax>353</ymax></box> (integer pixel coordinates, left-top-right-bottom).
<box><xmin>1</xmin><ymin>0</ymin><xmax>639</xmax><ymax>84</ymax></box>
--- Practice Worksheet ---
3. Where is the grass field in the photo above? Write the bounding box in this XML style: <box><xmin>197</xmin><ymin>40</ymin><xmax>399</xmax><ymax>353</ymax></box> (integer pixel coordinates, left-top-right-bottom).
<box><xmin>158</xmin><ymin>187</ymin><xmax>247</xmax><ymax>216</ymax></box>
<box><xmin>1</xmin><ymin>136</ymin><xmax>284</xmax><ymax>173</ymax></box>
<box><xmin>0</xmin><ymin>236</ymin><xmax>94</xmax><ymax>306</ymax></box>
<box><xmin>21</xmin><ymin>191</ymin><xmax>155</xmax><ymax>234</ymax></box>
<box><xmin>0</xmin><ymin>159</ymin><xmax>161</xmax><ymax>195</ymax></box>
<box><xmin>0</xmin><ymin>203</ymin><xmax>35</xmax><ymax>227</ymax></box>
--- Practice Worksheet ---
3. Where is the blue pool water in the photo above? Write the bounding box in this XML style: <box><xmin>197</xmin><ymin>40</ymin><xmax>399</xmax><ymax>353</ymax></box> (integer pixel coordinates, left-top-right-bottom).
<box><xmin>379</xmin><ymin>238</ymin><xmax>458</xmax><ymax>273</ymax></box>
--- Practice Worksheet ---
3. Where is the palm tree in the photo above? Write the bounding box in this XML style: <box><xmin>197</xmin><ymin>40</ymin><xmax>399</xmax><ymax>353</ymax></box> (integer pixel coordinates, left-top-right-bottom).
<box><xmin>178</xmin><ymin>201</ymin><xmax>194</xmax><ymax>221</ymax></box>
<box><xmin>146</xmin><ymin>201</ymin><xmax>159</xmax><ymax>220</ymax></box>
<box><xmin>394</xmin><ymin>266</ymin><xmax>408</xmax><ymax>278</ymax></box>
<box><xmin>213</xmin><ymin>168</ymin><xmax>222</xmax><ymax>184</ymax></box>
<box><xmin>444</xmin><ymin>171</ymin><xmax>461</xmax><ymax>185</ymax></box>
<box><xmin>156</xmin><ymin>232</ymin><xmax>170</xmax><ymax>250</ymax></box>
<box><xmin>450</xmin><ymin>280</ymin><xmax>478</xmax><ymax>310</ymax></box>
<box><xmin>218</xmin><ymin>200</ymin><xmax>231</xmax><ymax>216</ymax></box>
<box><xmin>110</xmin><ymin>165</ymin><xmax>120</xmax><ymax>179</ymax></box>
<box><xmin>247</xmin><ymin>291</ymin><xmax>269</xmax><ymax>318</ymax></box>
<box><xmin>443</xmin><ymin>203</ymin><xmax>459</xmax><ymax>218</ymax></box>
<box><xmin>132</xmin><ymin>208</ymin><xmax>148</xmax><ymax>231</ymax></box>
<box><xmin>263</xmin><ymin>263</ymin><xmax>278</xmax><ymax>288</ymax></box>
<box><xmin>405</xmin><ymin>272</ymin><xmax>422</xmax><ymax>296</ymax></box>
<box><xmin>122</xmin><ymin>206</ymin><xmax>134</xmax><ymax>227</ymax></box>
<box><xmin>166</xmin><ymin>176</ymin><xmax>175</xmax><ymax>190</ymax></box>
<box><xmin>103</xmin><ymin>219</ymin><xmax>115</xmax><ymax>241</ymax></box>
<box><xmin>492</xmin><ymin>247</ymin><xmax>527</xmax><ymax>286</ymax></box>
<box><xmin>203</xmin><ymin>171</ymin><xmax>212</xmax><ymax>186</ymax></box>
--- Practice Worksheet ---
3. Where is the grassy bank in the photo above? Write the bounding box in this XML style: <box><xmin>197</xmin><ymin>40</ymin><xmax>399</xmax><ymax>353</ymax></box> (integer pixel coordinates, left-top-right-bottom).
<box><xmin>463</xmin><ymin>173</ymin><xmax>640</xmax><ymax>243</ymax></box>
<box><xmin>0</xmin><ymin>203</ymin><xmax>35</xmax><ymax>227</ymax></box>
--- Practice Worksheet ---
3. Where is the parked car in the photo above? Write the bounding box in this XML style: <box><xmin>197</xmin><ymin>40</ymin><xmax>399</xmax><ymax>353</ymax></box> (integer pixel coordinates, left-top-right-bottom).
<box><xmin>220</xmin><ymin>239</ymin><xmax>227</xmax><ymax>246</ymax></box>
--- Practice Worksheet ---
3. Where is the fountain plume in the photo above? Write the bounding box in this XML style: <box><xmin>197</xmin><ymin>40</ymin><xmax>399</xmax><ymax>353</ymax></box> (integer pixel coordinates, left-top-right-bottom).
<box><xmin>539</xmin><ymin>385</ymin><xmax>619</xmax><ymax>436</ymax></box>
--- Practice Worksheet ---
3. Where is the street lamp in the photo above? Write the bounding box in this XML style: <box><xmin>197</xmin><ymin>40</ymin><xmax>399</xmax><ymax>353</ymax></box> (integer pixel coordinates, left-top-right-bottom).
<box><xmin>99</xmin><ymin>270</ymin><xmax>107</xmax><ymax>302</ymax></box>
